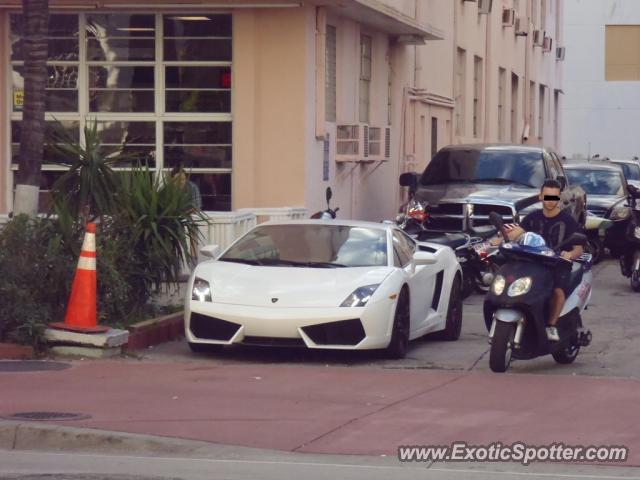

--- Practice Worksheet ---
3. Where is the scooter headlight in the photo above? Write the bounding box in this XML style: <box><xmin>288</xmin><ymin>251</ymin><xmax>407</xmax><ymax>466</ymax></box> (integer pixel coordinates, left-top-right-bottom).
<box><xmin>635</xmin><ymin>227</ymin><xmax>640</xmax><ymax>240</ymax></box>
<box><xmin>508</xmin><ymin>277</ymin><xmax>533</xmax><ymax>297</ymax></box>
<box><xmin>610</xmin><ymin>206</ymin><xmax>631</xmax><ymax>221</ymax></box>
<box><xmin>492</xmin><ymin>275</ymin><xmax>506</xmax><ymax>295</ymax></box>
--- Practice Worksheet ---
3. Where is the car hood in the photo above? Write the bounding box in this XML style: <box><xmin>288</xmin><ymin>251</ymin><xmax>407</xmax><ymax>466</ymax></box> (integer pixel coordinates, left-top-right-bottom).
<box><xmin>193</xmin><ymin>262</ymin><xmax>395</xmax><ymax>308</ymax></box>
<box><xmin>586</xmin><ymin>195</ymin><xmax>625</xmax><ymax>214</ymax></box>
<box><xmin>415</xmin><ymin>183</ymin><xmax>539</xmax><ymax>210</ymax></box>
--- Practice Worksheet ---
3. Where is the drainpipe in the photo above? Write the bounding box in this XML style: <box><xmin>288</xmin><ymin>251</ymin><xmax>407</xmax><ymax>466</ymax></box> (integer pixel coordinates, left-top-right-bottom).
<box><xmin>483</xmin><ymin>5</ymin><xmax>491</xmax><ymax>142</ymax></box>
<box><xmin>523</xmin><ymin>0</ymin><xmax>531</xmax><ymax>144</ymax></box>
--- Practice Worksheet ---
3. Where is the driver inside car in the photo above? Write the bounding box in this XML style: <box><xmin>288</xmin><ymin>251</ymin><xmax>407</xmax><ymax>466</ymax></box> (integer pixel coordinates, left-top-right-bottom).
<box><xmin>493</xmin><ymin>179</ymin><xmax>584</xmax><ymax>342</ymax></box>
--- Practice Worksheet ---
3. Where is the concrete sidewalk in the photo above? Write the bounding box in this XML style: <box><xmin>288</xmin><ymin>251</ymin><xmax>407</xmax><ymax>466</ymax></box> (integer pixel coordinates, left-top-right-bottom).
<box><xmin>1</xmin><ymin>359</ymin><xmax>639</xmax><ymax>466</ymax></box>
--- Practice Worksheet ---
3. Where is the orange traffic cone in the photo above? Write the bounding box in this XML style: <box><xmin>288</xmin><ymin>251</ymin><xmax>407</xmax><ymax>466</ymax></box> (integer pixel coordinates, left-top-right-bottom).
<box><xmin>50</xmin><ymin>223</ymin><xmax>109</xmax><ymax>333</ymax></box>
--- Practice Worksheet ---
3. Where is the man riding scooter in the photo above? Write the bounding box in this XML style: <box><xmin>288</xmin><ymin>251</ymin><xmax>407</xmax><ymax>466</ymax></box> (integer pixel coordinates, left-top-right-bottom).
<box><xmin>494</xmin><ymin>180</ymin><xmax>584</xmax><ymax>342</ymax></box>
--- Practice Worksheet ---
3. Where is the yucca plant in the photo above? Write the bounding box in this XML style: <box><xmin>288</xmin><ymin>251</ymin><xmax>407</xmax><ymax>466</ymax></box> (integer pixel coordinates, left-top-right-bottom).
<box><xmin>46</xmin><ymin>118</ymin><xmax>136</xmax><ymax>221</ymax></box>
<box><xmin>114</xmin><ymin>166</ymin><xmax>209</xmax><ymax>294</ymax></box>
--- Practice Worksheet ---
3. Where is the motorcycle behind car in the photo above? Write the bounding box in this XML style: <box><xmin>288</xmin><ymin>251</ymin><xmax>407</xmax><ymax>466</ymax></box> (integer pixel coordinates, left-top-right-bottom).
<box><xmin>619</xmin><ymin>184</ymin><xmax>640</xmax><ymax>291</ymax></box>
<box><xmin>311</xmin><ymin>187</ymin><xmax>340</xmax><ymax>219</ymax></box>
<box><xmin>484</xmin><ymin>212</ymin><xmax>593</xmax><ymax>373</ymax></box>
<box><xmin>397</xmin><ymin>173</ymin><xmax>501</xmax><ymax>297</ymax></box>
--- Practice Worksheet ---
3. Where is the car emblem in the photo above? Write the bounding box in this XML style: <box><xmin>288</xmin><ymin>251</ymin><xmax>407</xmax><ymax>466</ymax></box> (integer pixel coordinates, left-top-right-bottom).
<box><xmin>271</xmin><ymin>298</ymin><xmax>278</xmax><ymax>303</ymax></box>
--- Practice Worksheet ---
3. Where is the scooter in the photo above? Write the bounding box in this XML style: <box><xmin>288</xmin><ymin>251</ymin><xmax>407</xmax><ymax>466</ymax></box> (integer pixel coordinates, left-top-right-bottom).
<box><xmin>484</xmin><ymin>212</ymin><xmax>593</xmax><ymax>373</ymax></box>
<box><xmin>397</xmin><ymin>173</ymin><xmax>501</xmax><ymax>297</ymax></box>
<box><xmin>311</xmin><ymin>187</ymin><xmax>340</xmax><ymax>219</ymax></box>
<box><xmin>619</xmin><ymin>184</ymin><xmax>640</xmax><ymax>291</ymax></box>
<box><xmin>584</xmin><ymin>213</ymin><xmax>613</xmax><ymax>264</ymax></box>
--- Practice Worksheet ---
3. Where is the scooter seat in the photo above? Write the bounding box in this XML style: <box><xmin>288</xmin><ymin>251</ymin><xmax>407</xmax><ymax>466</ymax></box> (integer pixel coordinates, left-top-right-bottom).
<box><xmin>567</xmin><ymin>262</ymin><xmax>584</xmax><ymax>295</ymax></box>
<box><xmin>418</xmin><ymin>232</ymin><xmax>469</xmax><ymax>250</ymax></box>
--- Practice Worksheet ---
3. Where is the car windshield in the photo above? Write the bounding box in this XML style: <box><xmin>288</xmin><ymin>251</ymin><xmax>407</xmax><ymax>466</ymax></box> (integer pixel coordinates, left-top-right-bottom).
<box><xmin>219</xmin><ymin>224</ymin><xmax>389</xmax><ymax>267</ymax></box>
<box><xmin>420</xmin><ymin>149</ymin><xmax>545</xmax><ymax>188</ymax></box>
<box><xmin>615</xmin><ymin>162</ymin><xmax>640</xmax><ymax>181</ymax></box>
<box><xmin>565</xmin><ymin>169</ymin><xmax>625</xmax><ymax>196</ymax></box>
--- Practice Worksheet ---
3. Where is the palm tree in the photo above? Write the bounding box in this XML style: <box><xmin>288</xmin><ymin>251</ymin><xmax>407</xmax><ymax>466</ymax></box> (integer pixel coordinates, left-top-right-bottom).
<box><xmin>13</xmin><ymin>0</ymin><xmax>49</xmax><ymax>216</ymax></box>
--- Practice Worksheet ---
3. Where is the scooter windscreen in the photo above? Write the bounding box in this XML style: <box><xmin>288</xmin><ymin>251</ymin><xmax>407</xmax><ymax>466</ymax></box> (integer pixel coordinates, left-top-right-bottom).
<box><xmin>500</xmin><ymin>233</ymin><xmax>566</xmax><ymax>268</ymax></box>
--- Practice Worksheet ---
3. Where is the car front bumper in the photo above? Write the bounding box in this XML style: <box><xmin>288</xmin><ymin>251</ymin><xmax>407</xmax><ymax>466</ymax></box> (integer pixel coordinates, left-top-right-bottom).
<box><xmin>185</xmin><ymin>299</ymin><xmax>397</xmax><ymax>350</ymax></box>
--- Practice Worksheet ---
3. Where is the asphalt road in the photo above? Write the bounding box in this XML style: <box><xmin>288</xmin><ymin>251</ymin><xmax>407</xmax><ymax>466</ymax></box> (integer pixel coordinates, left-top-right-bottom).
<box><xmin>145</xmin><ymin>258</ymin><xmax>640</xmax><ymax>378</ymax></box>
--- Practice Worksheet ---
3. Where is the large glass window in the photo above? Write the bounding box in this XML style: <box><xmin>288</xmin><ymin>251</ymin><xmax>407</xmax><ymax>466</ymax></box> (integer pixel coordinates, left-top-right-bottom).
<box><xmin>8</xmin><ymin>12</ymin><xmax>233</xmax><ymax>211</ymax></box>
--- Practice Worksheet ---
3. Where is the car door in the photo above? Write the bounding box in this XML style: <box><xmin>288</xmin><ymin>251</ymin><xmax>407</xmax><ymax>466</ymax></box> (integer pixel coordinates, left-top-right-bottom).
<box><xmin>392</xmin><ymin>230</ymin><xmax>434</xmax><ymax>331</ymax></box>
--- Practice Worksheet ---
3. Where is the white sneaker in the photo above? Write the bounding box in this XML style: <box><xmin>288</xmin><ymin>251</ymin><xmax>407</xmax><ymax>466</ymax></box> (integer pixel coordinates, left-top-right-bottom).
<box><xmin>546</xmin><ymin>326</ymin><xmax>560</xmax><ymax>342</ymax></box>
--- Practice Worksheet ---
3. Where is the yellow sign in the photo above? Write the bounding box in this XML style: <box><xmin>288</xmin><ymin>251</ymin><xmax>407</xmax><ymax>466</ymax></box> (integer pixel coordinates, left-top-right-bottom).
<box><xmin>13</xmin><ymin>90</ymin><xmax>24</xmax><ymax>111</ymax></box>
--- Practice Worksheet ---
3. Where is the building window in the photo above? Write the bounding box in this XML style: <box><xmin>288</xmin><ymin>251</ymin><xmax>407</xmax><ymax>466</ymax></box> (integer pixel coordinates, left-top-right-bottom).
<box><xmin>511</xmin><ymin>72</ymin><xmax>519</xmax><ymax>143</ymax></box>
<box><xmin>9</xmin><ymin>12</ymin><xmax>233</xmax><ymax>212</ymax></box>
<box><xmin>498</xmin><ymin>67</ymin><xmax>506</xmax><ymax>142</ymax></box>
<box><xmin>325</xmin><ymin>25</ymin><xmax>337</xmax><ymax>122</ymax></box>
<box><xmin>455</xmin><ymin>47</ymin><xmax>466</xmax><ymax>136</ymax></box>
<box><xmin>605</xmin><ymin>25</ymin><xmax>640</xmax><ymax>81</ymax></box>
<box><xmin>359</xmin><ymin>34</ymin><xmax>372</xmax><ymax>124</ymax></box>
<box><xmin>473</xmin><ymin>56</ymin><xmax>483</xmax><ymax>138</ymax></box>
<box><xmin>539</xmin><ymin>84</ymin><xmax>546</xmax><ymax>140</ymax></box>
<box><xmin>529</xmin><ymin>81</ymin><xmax>536</xmax><ymax>138</ymax></box>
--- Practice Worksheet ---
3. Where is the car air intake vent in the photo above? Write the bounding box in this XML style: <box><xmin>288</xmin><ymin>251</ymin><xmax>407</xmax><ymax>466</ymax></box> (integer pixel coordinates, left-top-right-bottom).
<box><xmin>190</xmin><ymin>313</ymin><xmax>240</xmax><ymax>341</ymax></box>
<box><xmin>302</xmin><ymin>319</ymin><xmax>365</xmax><ymax>346</ymax></box>
<box><xmin>242</xmin><ymin>336</ymin><xmax>306</xmax><ymax>347</ymax></box>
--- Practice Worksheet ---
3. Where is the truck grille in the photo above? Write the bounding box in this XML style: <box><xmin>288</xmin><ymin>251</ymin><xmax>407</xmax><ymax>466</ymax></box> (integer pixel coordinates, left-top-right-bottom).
<box><xmin>427</xmin><ymin>203</ymin><xmax>515</xmax><ymax>231</ymax></box>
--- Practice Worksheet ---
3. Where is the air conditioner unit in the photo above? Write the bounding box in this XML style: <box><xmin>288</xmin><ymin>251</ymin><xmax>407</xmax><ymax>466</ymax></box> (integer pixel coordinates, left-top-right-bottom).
<box><xmin>366</xmin><ymin>126</ymin><xmax>392</xmax><ymax>161</ymax></box>
<box><xmin>502</xmin><ymin>8</ymin><xmax>515</xmax><ymax>27</ymax></box>
<box><xmin>515</xmin><ymin>17</ymin><xmax>528</xmax><ymax>36</ymax></box>
<box><xmin>336</xmin><ymin>124</ymin><xmax>369</xmax><ymax>162</ymax></box>
<box><xmin>556</xmin><ymin>46</ymin><xmax>566</xmax><ymax>61</ymax></box>
<box><xmin>533</xmin><ymin>29</ymin><xmax>544</xmax><ymax>46</ymax></box>
<box><xmin>478</xmin><ymin>0</ymin><xmax>492</xmax><ymax>14</ymax></box>
<box><xmin>543</xmin><ymin>35</ymin><xmax>553</xmax><ymax>52</ymax></box>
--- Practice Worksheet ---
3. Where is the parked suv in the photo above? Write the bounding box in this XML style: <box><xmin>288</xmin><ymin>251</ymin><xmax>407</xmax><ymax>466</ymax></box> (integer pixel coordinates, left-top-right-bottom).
<box><xmin>608</xmin><ymin>159</ymin><xmax>640</xmax><ymax>190</ymax></box>
<box><xmin>399</xmin><ymin>144</ymin><xmax>586</xmax><ymax>232</ymax></box>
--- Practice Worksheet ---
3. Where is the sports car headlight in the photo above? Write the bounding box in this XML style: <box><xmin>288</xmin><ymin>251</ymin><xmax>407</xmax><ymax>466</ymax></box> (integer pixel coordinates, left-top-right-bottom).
<box><xmin>192</xmin><ymin>277</ymin><xmax>212</xmax><ymax>302</ymax></box>
<box><xmin>492</xmin><ymin>275</ymin><xmax>506</xmax><ymax>295</ymax></box>
<box><xmin>341</xmin><ymin>284</ymin><xmax>380</xmax><ymax>307</ymax></box>
<box><xmin>610</xmin><ymin>206</ymin><xmax>631</xmax><ymax>221</ymax></box>
<box><xmin>635</xmin><ymin>227</ymin><xmax>640</xmax><ymax>240</ymax></box>
<box><xmin>508</xmin><ymin>277</ymin><xmax>533</xmax><ymax>297</ymax></box>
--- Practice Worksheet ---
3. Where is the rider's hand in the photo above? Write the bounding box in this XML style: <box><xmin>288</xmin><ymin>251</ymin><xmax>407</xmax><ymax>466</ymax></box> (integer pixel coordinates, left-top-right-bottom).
<box><xmin>489</xmin><ymin>236</ymin><xmax>502</xmax><ymax>247</ymax></box>
<box><xmin>560</xmin><ymin>251</ymin><xmax>573</xmax><ymax>261</ymax></box>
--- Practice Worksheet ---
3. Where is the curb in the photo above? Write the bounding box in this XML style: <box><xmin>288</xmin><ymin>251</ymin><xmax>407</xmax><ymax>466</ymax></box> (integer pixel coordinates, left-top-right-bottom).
<box><xmin>0</xmin><ymin>343</ymin><xmax>34</xmax><ymax>360</ymax></box>
<box><xmin>125</xmin><ymin>312</ymin><xmax>184</xmax><ymax>351</ymax></box>
<box><xmin>0</xmin><ymin>420</ymin><xmax>278</xmax><ymax>459</ymax></box>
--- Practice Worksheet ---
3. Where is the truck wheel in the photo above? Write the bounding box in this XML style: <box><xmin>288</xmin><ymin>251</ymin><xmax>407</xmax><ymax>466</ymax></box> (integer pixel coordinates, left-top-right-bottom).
<box><xmin>489</xmin><ymin>321</ymin><xmax>516</xmax><ymax>373</ymax></box>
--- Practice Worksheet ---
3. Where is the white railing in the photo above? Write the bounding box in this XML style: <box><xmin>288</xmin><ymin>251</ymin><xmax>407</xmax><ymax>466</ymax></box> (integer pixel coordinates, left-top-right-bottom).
<box><xmin>197</xmin><ymin>207</ymin><xmax>308</xmax><ymax>251</ymax></box>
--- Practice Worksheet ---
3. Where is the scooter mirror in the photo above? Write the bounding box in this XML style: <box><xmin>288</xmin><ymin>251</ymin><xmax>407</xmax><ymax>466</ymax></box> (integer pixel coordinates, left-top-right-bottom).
<box><xmin>325</xmin><ymin>187</ymin><xmax>333</xmax><ymax>205</ymax></box>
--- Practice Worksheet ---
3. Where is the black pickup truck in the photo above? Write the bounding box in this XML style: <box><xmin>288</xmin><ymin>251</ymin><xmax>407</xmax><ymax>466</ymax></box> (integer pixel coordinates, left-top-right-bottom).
<box><xmin>400</xmin><ymin>144</ymin><xmax>586</xmax><ymax>232</ymax></box>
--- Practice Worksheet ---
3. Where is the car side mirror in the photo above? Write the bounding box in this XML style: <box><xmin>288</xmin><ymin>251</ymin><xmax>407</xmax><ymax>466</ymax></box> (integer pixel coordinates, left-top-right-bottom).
<box><xmin>413</xmin><ymin>250</ymin><xmax>437</xmax><ymax>265</ymax></box>
<box><xmin>399</xmin><ymin>172</ymin><xmax>419</xmax><ymax>193</ymax></box>
<box><xmin>200</xmin><ymin>244</ymin><xmax>221</xmax><ymax>258</ymax></box>
<box><xmin>557</xmin><ymin>175</ymin><xmax>567</xmax><ymax>190</ymax></box>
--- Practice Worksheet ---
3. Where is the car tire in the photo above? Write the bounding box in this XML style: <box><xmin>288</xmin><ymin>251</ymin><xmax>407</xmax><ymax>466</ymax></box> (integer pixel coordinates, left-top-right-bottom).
<box><xmin>439</xmin><ymin>274</ymin><xmax>463</xmax><ymax>341</ymax></box>
<box><xmin>188</xmin><ymin>342</ymin><xmax>224</xmax><ymax>354</ymax></box>
<box><xmin>384</xmin><ymin>287</ymin><xmax>410</xmax><ymax>359</ymax></box>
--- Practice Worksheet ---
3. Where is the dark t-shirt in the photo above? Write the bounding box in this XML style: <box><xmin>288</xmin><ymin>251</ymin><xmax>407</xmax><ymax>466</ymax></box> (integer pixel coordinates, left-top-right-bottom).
<box><xmin>520</xmin><ymin>210</ymin><xmax>582</xmax><ymax>250</ymax></box>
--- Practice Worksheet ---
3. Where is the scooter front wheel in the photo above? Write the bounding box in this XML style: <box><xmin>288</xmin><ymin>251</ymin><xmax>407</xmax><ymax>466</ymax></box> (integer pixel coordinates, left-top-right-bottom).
<box><xmin>632</xmin><ymin>270</ymin><xmax>640</xmax><ymax>292</ymax></box>
<box><xmin>552</xmin><ymin>344</ymin><xmax>580</xmax><ymax>364</ymax></box>
<box><xmin>489</xmin><ymin>320</ymin><xmax>516</xmax><ymax>373</ymax></box>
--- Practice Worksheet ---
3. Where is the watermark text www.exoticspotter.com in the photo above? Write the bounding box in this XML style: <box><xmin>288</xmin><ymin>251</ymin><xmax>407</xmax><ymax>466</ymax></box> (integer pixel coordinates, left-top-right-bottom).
<box><xmin>398</xmin><ymin>442</ymin><xmax>629</xmax><ymax>466</ymax></box>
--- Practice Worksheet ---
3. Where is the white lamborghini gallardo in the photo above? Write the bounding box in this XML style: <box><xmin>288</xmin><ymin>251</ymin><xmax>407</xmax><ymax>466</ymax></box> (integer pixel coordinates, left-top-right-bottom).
<box><xmin>185</xmin><ymin>220</ymin><xmax>463</xmax><ymax>358</ymax></box>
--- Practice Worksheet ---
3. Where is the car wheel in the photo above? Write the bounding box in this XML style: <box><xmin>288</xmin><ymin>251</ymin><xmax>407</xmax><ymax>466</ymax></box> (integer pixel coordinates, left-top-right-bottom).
<box><xmin>384</xmin><ymin>287</ymin><xmax>410</xmax><ymax>359</ymax></box>
<box><xmin>440</xmin><ymin>274</ymin><xmax>463</xmax><ymax>341</ymax></box>
<box><xmin>188</xmin><ymin>342</ymin><xmax>224</xmax><ymax>354</ymax></box>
